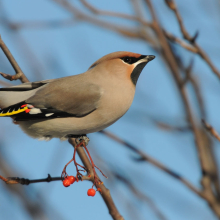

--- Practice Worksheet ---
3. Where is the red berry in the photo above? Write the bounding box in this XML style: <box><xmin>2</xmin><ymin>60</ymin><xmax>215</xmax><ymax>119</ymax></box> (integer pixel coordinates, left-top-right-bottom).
<box><xmin>63</xmin><ymin>179</ymin><xmax>71</xmax><ymax>187</ymax></box>
<box><xmin>67</xmin><ymin>176</ymin><xmax>76</xmax><ymax>184</ymax></box>
<box><xmin>87</xmin><ymin>188</ymin><xmax>96</xmax><ymax>197</ymax></box>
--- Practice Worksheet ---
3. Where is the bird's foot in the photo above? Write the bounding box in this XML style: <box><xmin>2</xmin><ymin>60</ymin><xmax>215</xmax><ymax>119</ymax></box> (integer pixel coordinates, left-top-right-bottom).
<box><xmin>75</xmin><ymin>135</ymin><xmax>90</xmax><ymax>146</ymax></box>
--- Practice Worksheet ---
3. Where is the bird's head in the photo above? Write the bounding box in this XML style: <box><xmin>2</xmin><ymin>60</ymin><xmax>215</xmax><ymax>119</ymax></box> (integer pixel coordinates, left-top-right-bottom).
<box><xmin>89</xmin><ymin>51</ymin><xmax>155</xmax><ymax>85</ymax></box>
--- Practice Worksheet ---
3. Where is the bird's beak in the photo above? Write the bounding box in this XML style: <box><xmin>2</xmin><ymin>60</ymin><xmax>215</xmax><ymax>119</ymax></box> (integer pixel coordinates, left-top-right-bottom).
<box><xmin>135</xmin><ymin>55</ymin><xmax>155</xmax><ymax>66</ymax></box>
<box><xmin>141</xmin><ymin>55</ymin><xmax>155</xmax><ymax>62</ymax></box>
<box><xmin>146</xmin><ymin>55</ymin><xmax>155</xmax><ymax>61</ymax></box>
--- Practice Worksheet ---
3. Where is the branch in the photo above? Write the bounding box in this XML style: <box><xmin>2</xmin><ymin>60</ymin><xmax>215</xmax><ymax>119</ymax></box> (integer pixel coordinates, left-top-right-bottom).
<box><xmin>51</xmin><ymin>0</ymin><xmax>155</xmax><ymax>42</ymax></box>
<box><xmin>99</xmin><ymin>130</ymin><xmax>203</xmax><ymax>198</ymax></box>
<box><xmin>0</xmin><ymin>174</ymin><xmax>62</xmax><ymax>185</ymax></box>
<box><xmin>7</xmin><ymin>19</ymin><xmax>76</xmax><ymax>30</ymax></box>
<box><xmin>68</xmin><ymin>138</ymin><xmax>124</xmax><ymax>220</ymax></box>
<box><xmin>164</xmin><ymin>30</ymin><xmax>198</xmax><ymax>53</ymax></box>
<box><xmin>80</xmin><ymin>0</ymin><xmax>151</xmax><ymax>27</ymax></box>
<box><xmin>164</xmin><ymin>0</ymin><xmax>220</xmax><ymax>80</ymax></box>
<box><xmin>202</xmin><ymin>119</ymin><xmax>220</xmax><ymax>142</ymax></box>
<box><xmin>0</xmin><ymin>35</ymin><xmax>29</xmax><ymax>83</ymax></box>
<box><xmin>146</xmin><ymin>0</ymin><xmax>220</xmax><ymax>216</ymax></box>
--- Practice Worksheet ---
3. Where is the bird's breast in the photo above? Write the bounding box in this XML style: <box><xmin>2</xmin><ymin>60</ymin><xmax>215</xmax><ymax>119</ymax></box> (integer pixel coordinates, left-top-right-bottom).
<box><xmin>94</xmin><ymin>78</ymin><xmax>135</xmax><ymax>128</ymax></box>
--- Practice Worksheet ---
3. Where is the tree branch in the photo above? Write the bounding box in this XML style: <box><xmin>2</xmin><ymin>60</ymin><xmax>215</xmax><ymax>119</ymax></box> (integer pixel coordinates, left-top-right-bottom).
<box><xmin>202</xmin><ymin>119</ymin><xmax>220</xmax><ymax>142</ymax></box>
<box><xmin>164</xmin><ymin>0</ymin><xmax>220</xmax><ymax>80</ymax></box>
<box><xmin>68</xmin><ymin>138</ymin><xmax>124</xmax><ymax>220</ymax></box>
<box><xmin>0</xmin><ymin>35</ymin><xmax>29</xmax><ymax>83</ymax></box>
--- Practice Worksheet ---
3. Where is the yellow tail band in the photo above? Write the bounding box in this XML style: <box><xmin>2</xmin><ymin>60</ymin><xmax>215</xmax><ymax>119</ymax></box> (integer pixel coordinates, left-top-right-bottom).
<box><xmin>0</xmin><ymin>106</ymin><xmax>28</xmax><ymax>116</ymax></box>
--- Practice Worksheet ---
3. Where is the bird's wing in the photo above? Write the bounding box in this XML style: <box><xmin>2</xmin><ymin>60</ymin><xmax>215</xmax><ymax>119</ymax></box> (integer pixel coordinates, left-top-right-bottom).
<box><xmin>0</xmin><ymin>79</ymin><xmax>55</xmax><ymax>91</ymax></box>
<box><xmin>0</xmin><ymin>79</ymin><xmax>54</xmax><ymax>108</ymax></box>
<box><xmin>0</xmin><ymin>75</ymin><xmax>102</xmax><ymax>120</ymax></box>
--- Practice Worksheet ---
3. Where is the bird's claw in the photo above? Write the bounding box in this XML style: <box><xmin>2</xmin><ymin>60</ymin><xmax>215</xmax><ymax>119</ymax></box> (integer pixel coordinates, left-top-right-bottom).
<box><xmin>75</xmin><ymin>136</ymin><xmax>90</xmax><ymax>146</ymax></box>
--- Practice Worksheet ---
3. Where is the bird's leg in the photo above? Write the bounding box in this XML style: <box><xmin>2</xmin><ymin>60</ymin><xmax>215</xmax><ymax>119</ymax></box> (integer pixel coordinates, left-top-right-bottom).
<box><xmin>75</xmin><ymin>135</ymin><xmax>90</xmax><ymax>146</ymax></box>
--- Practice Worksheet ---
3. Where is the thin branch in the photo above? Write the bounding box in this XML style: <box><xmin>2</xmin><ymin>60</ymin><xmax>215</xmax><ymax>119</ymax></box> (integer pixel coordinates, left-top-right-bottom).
<box><xmin>52</xmin><ymin>0</ymin><xmax>153</xmax><ymax>42</ymax></box>
<box><xmin>164</xmin><ymin>0</ymin><xmax>220</xmax><ymax>80</ymax></box>
<box><xmin>202</xmin><ymin>119</ymin><xmax>220</xmax><ymax>142</ymax></box>
<box><xmin>7</xmin><ymin>19</ymin><xmax>76</xmax><ymax>30</ymax></box>
<box><xmin>114</xmin><ymin>172</ymin><xmax>168</xmax><ymax>220</ymax></box>
<box><xmin>99</xmin><ymin>130</ymin><xmax>203</xmax><ymax>198</ymax></box>
<box><xmin>164</xmin><ymin>30</ymin><xmax>198</xmax><ymax>53</ymax></box>
<box><xmin>80</xmin><ymin>0</ymin><xmax>151</xmax><ymax>27</ymax></box>
<box><xmin>0</xmin><ymin>35</ymin><xmax>29</xmax><ymax>83</ymax></box>
<box><xmin>146</xmin><ymin>0</ymin><xmax>220</xmax><ymax>216</ymax></box>
<box><xmin>0</xmin><ymin>174</ymin><xmax>62</xmax><ymax>185</ymax></box>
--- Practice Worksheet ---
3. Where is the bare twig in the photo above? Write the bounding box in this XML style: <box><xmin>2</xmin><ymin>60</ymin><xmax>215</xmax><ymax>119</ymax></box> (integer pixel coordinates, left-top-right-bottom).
<box><xmin>202</xmin><ymin>119</ymin><xmax>220</xmax><ymax>142</ymax></box>
<box><xmin>0</xmin><ymin>174</ymin><xmax>62</xmax><ymax>185</ymax></box>
<box><xmin>80</xmin><ymin>0</ymin><xmax>151</xmax><ymax>27</ymax></box>
<box><xmin>0</xmin><ymin>35</ymin><xmax>29</xmax><ymax>83</ymax></box>
<box><xmin>8</xmin><ymin>19</ymin><xmax>76</xmax><ymax>30</ymax></box>
<box><xmin>164</xmin><ymin>0</ymin><xmax>220</xmax><ymax>80</ymax></box>
<box><xmin>164</xmin><ymin>31</ymin><xmax>198</xmax><ymax>53</ymax></box>
<box><xmin>114</xmin><ymin>171</ymin><xmax>168</xmax><ymax>220</ymax></box>
<box><xmin>99</xmin><ymin>130</ymin><xmax>203</xmax><ymax>198</ymax></box>
<box><xmin>51</xmin><ymin>0</ymin><xmax>155</xmax><ymax>42</ymax></box>
<box><xmin>146</xmin><ymin>0</ymin><xmax>220</xmax><ymax>216</ymax></box>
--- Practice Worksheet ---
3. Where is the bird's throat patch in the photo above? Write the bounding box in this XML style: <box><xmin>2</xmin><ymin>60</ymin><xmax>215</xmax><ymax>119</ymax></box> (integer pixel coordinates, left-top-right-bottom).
<box><xmin>130</xmin><ymin>62</ymin><xmax>147</xmax><ymax>85</ymax></box>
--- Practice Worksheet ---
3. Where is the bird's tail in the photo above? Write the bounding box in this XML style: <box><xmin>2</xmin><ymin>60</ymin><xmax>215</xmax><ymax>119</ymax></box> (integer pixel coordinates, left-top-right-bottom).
<box><xmin>0</xmin><ymin>102</ymin><xmax>28</xmax><ymax>117</ymax></box>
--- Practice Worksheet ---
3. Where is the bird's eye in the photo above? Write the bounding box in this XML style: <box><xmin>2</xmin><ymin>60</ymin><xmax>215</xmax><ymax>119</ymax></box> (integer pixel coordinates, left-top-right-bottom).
<box><xmin>122</xmin><ymin>57</ymin><xmax>132</xmax><ymax>64</ymax></box>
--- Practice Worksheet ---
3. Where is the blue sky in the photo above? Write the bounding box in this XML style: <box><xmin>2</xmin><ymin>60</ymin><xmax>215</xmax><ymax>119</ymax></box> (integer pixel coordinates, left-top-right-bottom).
<box><xmin>0</xmin><ymin>0</ymin><xmax>220</xmax><ymax>220</ymax></box>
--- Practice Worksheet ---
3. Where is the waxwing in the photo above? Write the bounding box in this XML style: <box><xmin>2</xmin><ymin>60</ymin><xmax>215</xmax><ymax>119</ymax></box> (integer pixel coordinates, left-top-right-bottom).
<box><xmin>0</xmin><ymin>51</ymin><xmax>155</xmax><ymax>140</ymax></box>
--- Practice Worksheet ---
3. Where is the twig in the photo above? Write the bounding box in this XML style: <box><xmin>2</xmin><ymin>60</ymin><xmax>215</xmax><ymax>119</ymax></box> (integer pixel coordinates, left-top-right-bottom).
<box><xmin>164</xmin><ymin>0</ymin><xmax>220</xmax><ymax>80</ymax></box>
<box><xmin>113</xmin><ymin>171</ymin><xmax>168</xmax><ymax>220</ymax></box>
<box><xmin>7</xmin><ymin>19</ymin><xmax>76</xmax><ymax>30</ymax></box>
<box><xmin>164</xmin><ymin>31</ymin><xmax>198</xmax><ymax>53</ymax></box>
<box><xmin>202</xmin><ymin>119</ymin><xmax>220</xmax><ymax>142</ymax></box>
<box><xmin>99</xmin><ymin>130</ymin><xmax>203</xmax><ymax>198</ymax></box>
<box><xmin>80</xmin><ymin>0</ymin><xmax>151</xmax><ymax>27</ymax></box>
<box><xmin>52</xmin><ymin>0</ymin><xmax>151</xmax><ymax>41</ymax></box>
<box><xmin>0</xmin><ymin>174</ymin><xmax>62</xmax><ymax>185</ymax></box>
<box><xmin>146</xmin><ymin>0</ymin><xmax>220</xmax><ymax>216</ymax></box>
<box><xmin>0</xmin><ymin>35</ymin><xmax>29</xmax><ymax>83</ymax></box>
<box><xmin>0</xmin><ymin>152</ymin><xmax>63</xmax><ymax>220</ymax></box>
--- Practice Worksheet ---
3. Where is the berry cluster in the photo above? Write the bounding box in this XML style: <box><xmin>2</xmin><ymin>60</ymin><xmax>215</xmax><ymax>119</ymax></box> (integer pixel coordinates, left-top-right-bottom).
<box><xmin>62</xmin><ymin>176</ymin><xmax>76</xmax><ymax>187</ymax></box>
<box><xmin>61</xmin><ymin>140</ymin><xmax>107</xmax><ymax>197</ymax></box>
<box><xmin>62</xmin><ymin>175</ymin><xmax>100</xmax><ymax>197</ymax></box>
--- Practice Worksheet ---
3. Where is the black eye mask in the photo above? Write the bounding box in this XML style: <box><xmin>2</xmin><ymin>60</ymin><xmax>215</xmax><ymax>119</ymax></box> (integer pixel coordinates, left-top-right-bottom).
<box><xmin>120</xmin><ymin>55</ymin><xmax>146</xmax><ymax>64</ymax></box>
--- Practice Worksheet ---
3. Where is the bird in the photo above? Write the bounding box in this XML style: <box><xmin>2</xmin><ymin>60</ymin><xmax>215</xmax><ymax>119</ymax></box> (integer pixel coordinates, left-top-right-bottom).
<box><xmin>0</xmin><ymin>51</ymin><xmax>155</xmax><ymax>140</ymax></box>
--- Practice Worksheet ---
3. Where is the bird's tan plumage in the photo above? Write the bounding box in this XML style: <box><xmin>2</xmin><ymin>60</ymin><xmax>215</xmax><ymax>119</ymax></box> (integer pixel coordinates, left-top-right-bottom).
<box><xmin>0</xmin><ymin>51</ymin><xmax>155</xmax><ymax>140</ymax></box>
